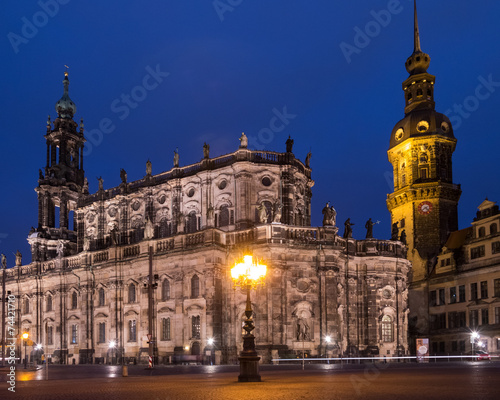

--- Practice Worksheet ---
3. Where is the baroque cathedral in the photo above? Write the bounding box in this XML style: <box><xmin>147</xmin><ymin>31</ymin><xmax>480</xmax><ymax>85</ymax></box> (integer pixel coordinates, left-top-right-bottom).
<box><xmin>6</xmin><ymin>2</ymin><xmax>499</xmax><ymax>366</ymax></box>
<box><xmin>5</xmin><ymin>66</ymin><xmax>410</xmax><ymax>364</ymax></box>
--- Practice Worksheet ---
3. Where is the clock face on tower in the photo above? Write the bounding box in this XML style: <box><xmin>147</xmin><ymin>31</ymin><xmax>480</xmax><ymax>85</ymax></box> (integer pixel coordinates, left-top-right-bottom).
<box><xmin>418</xmin><ymin>201</ymin><xmax>433</xmax><ymax>215</ymax></box>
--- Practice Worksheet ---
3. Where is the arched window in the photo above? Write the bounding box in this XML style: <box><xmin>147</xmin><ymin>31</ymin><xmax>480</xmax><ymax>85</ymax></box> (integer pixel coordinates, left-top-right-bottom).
<box><xmin>71</xmin><ymin>292</ymin><xmax>78</xmax><ymax>309</ymax></box>
<box><xmin>186</xmin><ymin>211</ymin><xmax>197</xmax><ymax>233</ymax></box>
<box><xmin>219</xmin><ymin>205</ymin><xmax>229</xmax><ymax>227</ymax></box>
<box><xmin>46</xmin><ymin>295</ymin><xmax>52</xmax><ymax>312</ymax></box>
<box><xmin>490</xmin><ymin>223</ymin><xmax>497</xmax><ymax>235</ymax></box>
<box><xmin>98</xmin><ymin>288</ymin><xmax>105</xmax><ymax>306</ymax></box>
<box><xmin>162</xmin><ymin>279</ymin><xmax>170</xmax><ymax>301</ymax></box>
<box><xmin>478</xmin><ymin>227</ymin><xmax>486</xmax><ymax>238</ymax></box>
<box><xmin>24</xmin><ymin>298</ymin><xmax>30</xmax><ymax>314</ymax></box>
<box><xmin>191</xmin><ymin>275</ymin><xmax>200</xmax><ymax>298</ymax></box>
<box><xmin>159</xmin><ymin>218</ymin><xmax>170</xmax><ymax>238</ymax></box>
<box><xmin>382</xmin><ymin>315</ymin><xmax>394</xmax><ymax>342</ymax></box>
<box><xmin>128</xmin><ymin>283</ymin><xmax>136</xmax><ymax>303</ymax></box>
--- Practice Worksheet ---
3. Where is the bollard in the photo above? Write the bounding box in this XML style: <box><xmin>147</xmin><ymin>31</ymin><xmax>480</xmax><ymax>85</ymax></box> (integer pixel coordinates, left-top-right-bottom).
<box><xmin>122</xmin><ymin>365</ymin><xmax>128</xmax><ymax>377</ymax></box>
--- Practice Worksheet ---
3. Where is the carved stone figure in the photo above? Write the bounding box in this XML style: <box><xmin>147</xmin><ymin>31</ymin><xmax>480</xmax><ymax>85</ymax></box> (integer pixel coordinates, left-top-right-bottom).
<box><xmin>83</xmin><ymin>178</ymin><xmax>89</xmax><ymax>194</ymax></box>
<box><xmin>322</xmin><ymin>202</ymin><xmax>336</xmax><ymax>226</ymax></box>
<box><xmin>296</xmin><ymin>318</ymin><xmax>310</xmax><ymax>341</ymax></box>
<box><xmin>39</xmin><ymin>169</ymin><xmax>44</xmax><ymax>180</ymax></box>
<box><xmin>144</xmin><ymin>216</ymin><xmax>155</xmax><ymax>240</ymax></box>
<box><xmin>365</xmin><ymin>218</ymin><xmax>375</xmax><ymax>239</ymax></box>
<box><xmin>97</xmin><ymin>176</ymin><xmax>104</xmax><ymax>191</ymax></box>
<box><xmin>146</xmin><ymin>159</ymin><xmax>152</xmax><ymax>175</ymax></box>
<box><xmin>343</xmin><ymin>218</ymin><xmax>354</xmax><ymax>239</ymax></box>
<box><xmin>83</xmin><ymin>236</ymin><xmax>90</xmax><ymax>251</ymax></box>
<box><xmin>120</xmin><ymin>168</ymin><xmax>127</xmax><ymax>184</ymax></box>
<box><xmin>305</xmin><ymin>151</ymin><xmax>312</xmax><ymax>168</ymax></box>
<box><xmin>56</xmin><ymin>240</ymin><xmax>64</xmax><ymax>257</ymax></box>
<box><xmin>286</xmin><ymin>135</ymin><xmax>294</xmax><ymax>153</ymax></box>
<box><xmin>400</xmin><ymin>229</ymin><xmax>407</xmax><ymax>245</ymax></box>
<box><xmin>257</xmin><ymin>203</ymin><xmax>268</xmax><ymax>224</ymax></box>
<box><xmin>273</xmin><ymin>202</ymin><xmax>282</xmax><ymax>223</ymax></box>
<box><xmin>15</xmin><ymin>250</ymin><xmax>22</xmax><ymax>267</ymax></box>
<box><xmin>203</xmin><ymin>142</ymin><xmax>210</xmax><ymax>159</ymax></box>
<box><xmin>239</xmin><ymin>132</ymin><xmax>248</xmax><ymax>148</ymax></box>
<box><xmin>109</xmin><ymin>224</ymin><xmax>118</xmax><ymax>245</ymax></box>
<box><xmin>391</xmin><ymin>222</ymin><xmax>399</xmax><ymax>240</ymax></box>
<box><xmin>173</xmin><ymin>148</ymin><xmax>179</xmax><ymax>167</ymax></box>
<box><xmin>1</xmin><ymin>254</ymin><xmax>6</xmax><ymax>268</ymax></box>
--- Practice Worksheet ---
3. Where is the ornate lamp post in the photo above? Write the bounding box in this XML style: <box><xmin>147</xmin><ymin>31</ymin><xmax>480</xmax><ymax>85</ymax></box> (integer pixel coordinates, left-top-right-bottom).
<box><xmin>22</xmin><ymin>332</ymin><xmax>29</xmax><ymax>369</ymax></box>
<box><xmin>231</xmin><ymin>255</ymin><xmax>266</xmax><ymax>382</ymax></box>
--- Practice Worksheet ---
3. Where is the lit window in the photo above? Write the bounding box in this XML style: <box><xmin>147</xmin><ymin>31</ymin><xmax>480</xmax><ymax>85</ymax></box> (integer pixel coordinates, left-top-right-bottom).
<box><xmin>129</xmin><ymin>320</ymin><xmax>137</xmax><ymax>342</ymax></box>
<box><xmin>192</xmin><ymin>316</ymin><xmax>200</xmax><ymax>339</ymax></box>
<box><xmin>381</xmin><ymin>315</ymin><xmax>393</xmax><ymax>342</ymax></box>
<box><xmin>71</xmin><ymin>324</ymin><xmax>78</xmax><ymax>344</ymax></box>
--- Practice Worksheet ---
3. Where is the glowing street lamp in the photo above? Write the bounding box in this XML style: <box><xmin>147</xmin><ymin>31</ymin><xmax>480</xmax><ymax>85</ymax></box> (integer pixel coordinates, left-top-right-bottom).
<box><xmin>22</xmin><ymin>332</ymin><xmax>29</xmax><ymax>369</ymax></box>
<box><xmin>231</xmin><ymin>254</ymin><xmax>266</xmax><ymax>382</ymax></box>
<box><xmin>471</xmin><ymin>331</ymin><xmax>479</xmax><ymax>356</ymax></box>
<box><xmin>109</xmin><ymin>340</ymin><xmax>116</xmax><ymax>365</ymax></box>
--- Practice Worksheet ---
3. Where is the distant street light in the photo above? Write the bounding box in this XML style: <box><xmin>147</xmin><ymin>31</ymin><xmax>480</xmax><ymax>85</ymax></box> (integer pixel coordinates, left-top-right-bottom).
<box><xmin>471</xmin><ymin>331</ymin><xmax>479</xmax><ymax>357</ymax></box>
<box><xmin>231</xmin><ymin>254</ymin><xmax>267</xmax><ymax>382</ymax></box>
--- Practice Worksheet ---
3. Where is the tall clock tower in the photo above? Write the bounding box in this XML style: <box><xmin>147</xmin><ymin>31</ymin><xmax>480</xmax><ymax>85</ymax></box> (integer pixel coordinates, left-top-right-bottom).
<box><xmin>387</xmin><ymin>1</ymin><xmax>461</xmax><ymax>283</ymax></box>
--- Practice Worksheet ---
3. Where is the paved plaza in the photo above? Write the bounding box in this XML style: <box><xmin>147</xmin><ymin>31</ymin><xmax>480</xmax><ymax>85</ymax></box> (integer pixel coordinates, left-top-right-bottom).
<box><xmin>1</xmin><ymin>362</ymin><xmax>499</xmax><ymax>399</ymax></box>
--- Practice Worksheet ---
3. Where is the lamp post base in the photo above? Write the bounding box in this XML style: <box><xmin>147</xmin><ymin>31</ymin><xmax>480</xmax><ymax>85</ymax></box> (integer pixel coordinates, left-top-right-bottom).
<box><xmin>238</xmin><ymin>355</ymin><xmax>261</xmax><ymax>382</ymax></box>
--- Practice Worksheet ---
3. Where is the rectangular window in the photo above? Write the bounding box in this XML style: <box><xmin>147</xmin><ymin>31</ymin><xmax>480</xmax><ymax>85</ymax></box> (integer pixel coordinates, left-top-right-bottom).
<box><xmin>448</xmin><ymin>312</ymin><xmax>456</xmax><ymax>329</ymax></box>
<box><xmin>451</xmin><ymin>341</ymin><xmax>458</xmax><ymax>352</ymax></box>
<box><xmin>191</xmin><ymin>316</ymin><xmax>200</xmax><ymax>339</ymax></box>
<box><xmin>98</xmin><ymin>322</ymin><xmax>106</xmax><ymax>343</ymax></box>
<box><xmin>99</xmin><ymin>289</ymin><xmax>105</xmax><ymax>306</ymax></box>
<box><xmin>46</xmin><ymin>296</ymin><xmax>52</xmax><ymax>312</ymax></box>
<box><xmin>492</xmin><ymin>241</ymin><xmax>500</xmax><ymax>254</ymax></box>
<box><xmin>161</xmin><ymin>318</ymin><xmax>171</xmax><ymax>341</ymax></box>
<box><xmin>480</xmin><ymin>281</ymin><xmax>488</xmax><ymax>299</ymax></box>
<box><xmin>471</xmin><ymin>283</ymin><xmax>478</xmax><ymax>301</ymax></box>
<box><xmin>420</xmin><ymin>168</ymin><xmax>428</xmax><ymax>179</ymax></box>
<box><xmin>459</xmin><ymin>285</ymin><xmax>466</xmax><ymax>302</ymax></box>
<box><xmin>71</xmin><ymin>324</ymin><xmax>78</xmax><ymax>344</ymax></box>
<box><xmin>47</xmin><ymin>326</ymin><xmax>53</xmax><ymax>345</ymax></box>
<box><xmin>496</xmin><ymin>307</ymin><xmax>500</xmax><ymax>324</ymax></box>
<box><xmin>494</xmin><ymin>279</ymin><xmax>500</xmax><ymax>297</ymax></box>
<box><xmin>129</xmin><ymin>320</ymin><xmax>136</xmax><ymax>342</ymax></box>
<box><xmin>458</xmin><ymin>311</ymin><xmax>466</xmax><ymax>328</ymax></box>
<box><xmin>459</xmin><ymin>340</ymin><xmax>465</xmax><ymax>352</ymax></box>
<box><xmin>449</xmin><ymin>287</ymin><xmax>457</xmax><ymax>304</ymax></box>
<box><xmin>481</xmin><ymin>308</ymin><xmax>489</xmax><ymax>325</ymax></box>
<box><xmin>430</xmin><ymin>313</ymin><xmax>446</xmax><ymax>330</ymax></box>
<box><xmin>438</xmin><ymin>289</ymin><xmax>445</xmax><ymax>305</ymax></box>
<box><xmin>430</xmin><ymin>290</ymin><xmax>437</xmax><ymax>307</ymax></box>
<box><xmin>470</xmin><ymin>245</ymin><xmax>485</xmax><ymax>259</ymax></box>
<box><xmin>469</xmin><ymin>310</ymin><xmax>478</xmax><ymax>328</ymax></box>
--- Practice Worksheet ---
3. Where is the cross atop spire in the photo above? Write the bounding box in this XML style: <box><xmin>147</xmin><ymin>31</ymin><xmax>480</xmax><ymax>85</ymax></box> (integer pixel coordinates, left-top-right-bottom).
<box><xmin>413</xmin><ymin>0</ymin><xmax>421</xmax><ymax>53</ymax></box>
<box><xmin>405</xmin><ymin>0</ymin><xmax>430</xmax><ymax>76</ymax></box>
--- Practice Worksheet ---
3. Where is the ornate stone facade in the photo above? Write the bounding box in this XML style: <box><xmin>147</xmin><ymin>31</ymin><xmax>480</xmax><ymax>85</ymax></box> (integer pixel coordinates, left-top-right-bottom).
<box><xmin>4</xmin><ymin>72</ymin><xmax>410</xmax><ymax>365</ymax></box>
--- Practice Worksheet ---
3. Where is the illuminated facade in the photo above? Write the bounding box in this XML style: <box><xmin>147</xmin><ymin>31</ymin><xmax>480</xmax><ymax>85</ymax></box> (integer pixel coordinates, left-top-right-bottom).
<box><xmin>387</xmin><ymin>2</ymin><xmax>500</xmax><ymax>356</ymax></box>
<box><xmin>5</xmin><ymin>72</ymin><xmax>409</xmax><ymax>365</ymax></box>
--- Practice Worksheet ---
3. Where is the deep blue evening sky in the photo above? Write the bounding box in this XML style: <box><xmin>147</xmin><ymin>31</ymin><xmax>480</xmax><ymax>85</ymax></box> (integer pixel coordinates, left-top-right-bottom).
<box><xmin>1</xmin><ymin>0</ymin><xmax>499</xmax><ymax>265</ymax></box>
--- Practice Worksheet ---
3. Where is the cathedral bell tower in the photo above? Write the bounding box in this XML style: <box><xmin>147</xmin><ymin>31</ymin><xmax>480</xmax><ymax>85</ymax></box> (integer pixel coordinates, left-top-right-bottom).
<box><xmin>28</xmin><ymin>71</ymin><xmax>86</xmax><ymax>261</ymax></box>
<box><xmin>386</xmin><ymin>1</ymin><xmax>461</xmax><ymax>282</ymax></box>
